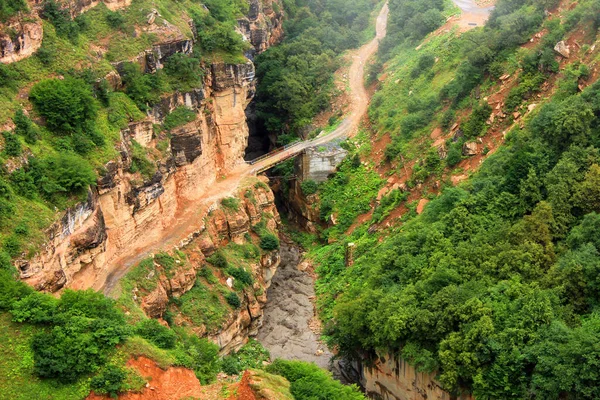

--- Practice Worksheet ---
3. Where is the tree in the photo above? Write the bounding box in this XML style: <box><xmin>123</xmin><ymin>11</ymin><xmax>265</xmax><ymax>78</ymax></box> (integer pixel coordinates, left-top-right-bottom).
<box><xmin>29</xmin><ymin>77</ymin><xmax>98</xmax><ymax>134</ymax></box>
<box><xmin>135</xmin><ymin>319</ymin><xmax>177</xmax><ymax>349</ymax></box>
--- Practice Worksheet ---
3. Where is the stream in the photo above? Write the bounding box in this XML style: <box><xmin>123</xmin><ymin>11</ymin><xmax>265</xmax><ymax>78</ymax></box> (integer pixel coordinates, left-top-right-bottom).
<box><xmin>256</xmin><ymin>240</ymin><xmax>333</xmax><ymax>370</ymax></box>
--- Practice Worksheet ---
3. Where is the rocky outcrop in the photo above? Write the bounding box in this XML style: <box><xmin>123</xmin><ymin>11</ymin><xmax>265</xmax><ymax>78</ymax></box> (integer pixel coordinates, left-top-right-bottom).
<box><xmin>238</xmin><ymin>0</ymin><xmax>284</xmax><ymax>58</ymax></box>
<box><xmin>0</xmin><ymin>19</ymin><xmax>43</xmax><ymax>63</ymax></box>
<box><xmin>19</xmin><ymin>2</ymin><xmax>282</xmax><ymax>293</ymax></box>
<box><xmin>341</xmin><ymin>354</ymin><xmax>474</xmax><ymax>400</ymax></box>
<box><xmin>126</xmin><ymin>179</ymin><xmax>281</xmax><ymax>352</ymax></box>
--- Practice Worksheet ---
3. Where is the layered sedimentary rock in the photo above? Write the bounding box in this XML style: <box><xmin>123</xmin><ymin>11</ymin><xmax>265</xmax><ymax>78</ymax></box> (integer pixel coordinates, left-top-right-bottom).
<box><xmin>128</xmin><ymin>179</ymin><xmax>281</xmax><ymax>352</ymax></box>
<box><xmin>341</xmin><ymin>354</ymin><xmax>475</xmax><ymax>400</ymax></box>
<box><xmin>19</xmin><ymin>0</ymin><xmax>283</xmax><ymax>296</ymax></box>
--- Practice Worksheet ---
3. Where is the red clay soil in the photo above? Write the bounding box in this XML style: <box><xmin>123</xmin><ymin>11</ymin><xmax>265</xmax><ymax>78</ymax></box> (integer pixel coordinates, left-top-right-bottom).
<box><xmin>87</xmin><ymin>357</ymin><xmax>205</xmax><ymax>400</ymax></box>
<box><xmin>228</xmin><ymin>371</ymin><xmax>258</xmax><ymax>400</ymax></box>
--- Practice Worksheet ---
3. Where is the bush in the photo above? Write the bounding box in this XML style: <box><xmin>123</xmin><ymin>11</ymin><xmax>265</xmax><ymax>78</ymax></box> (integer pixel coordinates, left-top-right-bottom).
<box><xmin>10</xmin><ymin>292</ymin><xmax>57</xmax><ymax>324</ymax></box>
<box><xmin>221</xmin><ymin>197</ymin><xmax>240</xmax><ymax>211</ymax></box>
<box><xmin>446</xmin><ymin>144</ymin><xmax>463</xmax><ymax>167</ymax></box>
<box><xmin>41</xmin><ymin>0</ymin><xmax>80</xmax><ymax>41</ymax></box>
<box><xmin>40</xmin><ymin>154</ymin><xmax>97</xmax><ymax>196</ymax></box>
<box><xmin>164</xmin><ymin>53</ymin><xmax>203</xmax><ymax>91</ymax></box>
<box><xmin>226</xmin><ymin>266</ymin><xmax>253</xmax><ymax>287</ymax></box>
<box><xmin>259</xmin><ymin>233</ymin><xmax>280</xmax><ymax>251</ymax></box>
<box><xmin>135</xmin><ymin>319</ymin><xmax>177</xmax><ymax>349</ymax></box>
<box><xmin>0</xmin><ymin>0</ymin><xmax>27</xmax><ymax>21</ymax></box>
<box><xmin>300</xmin><ymin>180</ymin><xmax>318</xmax><ymax>196</ymax></box>
<box><xmin>129</xmin><ymin>140</ymin><xmax>156</xmax><ymax>180</ymax></box>
<box><xmin>266</xmin><ymin>359</ymin><xmax>365</xmax><ymax>400</ymax></box>
<box><xmin>13</xmin><ymin>109</ymin><xmax>40</xmax><ymax>144</ymax></box>
<box><xmin>221</xmin><ymin>355</ymin><xmax>241</xmax><ymax>375</ymax></box>
<box><xmin>173</xmin><ymin>333</ymin><xmax>220</xmax><ymax>384</ymax></box>
<box><xmin>2</xmin><ymin>131</ymin><xmax>21</xmax><ymax>157</ymax></box>
<box><xmin>121</xmin><ymin>62</ymin><xmax>167</xmax><ymax>111</ymax></box>
<box><xmin>29</xmin><ymin>77</ymin><xmax>98</xmax><ymax>135</ymax></box>
<box><xmin>225</xmin><ymin>292</ymin><xmax>241</xmax><ymax>308</ymax></box>
<box><xmin>206</xmin><ymin>251</ymin><xmax>228</xmax><ymax>268</ymax></box>
<box><xmin>32</xmin><ymin>290</ymin><xmax>130</xmax><ymax>382</ymax></box>
<box><xmin>105</xmin><ymin>10</ymin><xmax>125</xmax><ymax>29</ymax></box>
<box><xmin>90</xmin><ymin>365</ymin><xmax>126</xmax><ymax>398</ymax></box>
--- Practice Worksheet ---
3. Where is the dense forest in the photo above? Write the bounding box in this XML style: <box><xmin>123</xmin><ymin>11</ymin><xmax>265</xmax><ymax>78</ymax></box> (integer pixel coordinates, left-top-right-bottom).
<box><xmin>304</xmin><ymin>0</ymin><xmax>600</xmax><ymax>398</ymax></box>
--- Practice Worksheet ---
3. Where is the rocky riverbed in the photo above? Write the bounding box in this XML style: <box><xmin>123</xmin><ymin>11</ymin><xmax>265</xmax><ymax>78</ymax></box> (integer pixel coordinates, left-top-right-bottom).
<box><xmin>256</xmin><ymin>239</ymin><xmax>333</xmax><ymax>370</ymax></box>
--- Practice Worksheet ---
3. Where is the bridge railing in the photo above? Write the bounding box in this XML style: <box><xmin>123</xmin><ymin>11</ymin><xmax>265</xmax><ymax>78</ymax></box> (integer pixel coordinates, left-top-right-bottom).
<box><xmin>246</xmin><ymin>138</ymin><xmax>303</xmax><ymax>165</ymax></box>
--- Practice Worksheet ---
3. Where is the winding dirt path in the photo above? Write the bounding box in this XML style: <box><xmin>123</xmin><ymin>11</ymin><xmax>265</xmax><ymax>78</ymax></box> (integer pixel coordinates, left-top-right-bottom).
<box><xmin>101</xmin><ymin>4</ymin><xmax>389</xmax><ymax>295</ymax></box>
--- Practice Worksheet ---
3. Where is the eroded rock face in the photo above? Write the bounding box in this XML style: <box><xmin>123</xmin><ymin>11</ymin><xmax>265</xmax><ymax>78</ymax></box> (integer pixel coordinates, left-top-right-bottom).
<box><xmin>0</xmin><ymin>19</ymin><xmax>43</xmax><ymax>63</ymax></box>
<box><xmin>126</xmin><ymin>180</ymin><xmax>281</xmax><ymax>353</ymax></box>
<box><xmin>343</xmin><ymin>354</ymin><xmax>475</xmax><ymax>400</ymax></box>
<box><xmin>20</xmin><ymin>2</ymin><xmax>280</xmax><ymax>293</ymax></box>
<box><xmin>238</xmin><ymin>0</ymin><xmax>284</xmax><ymax>58</ymax></box>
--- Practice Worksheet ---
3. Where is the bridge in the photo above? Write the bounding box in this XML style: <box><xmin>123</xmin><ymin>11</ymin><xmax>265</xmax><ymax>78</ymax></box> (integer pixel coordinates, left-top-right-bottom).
<box><xmin>101</xmin><ymin>3</ymin><xmax>389</xmax><ymax>296</ymax></box>
<box><xmin>240</xmin><ymin>2</ymin><xmax>389</xmax><ymax>176</ymax></box>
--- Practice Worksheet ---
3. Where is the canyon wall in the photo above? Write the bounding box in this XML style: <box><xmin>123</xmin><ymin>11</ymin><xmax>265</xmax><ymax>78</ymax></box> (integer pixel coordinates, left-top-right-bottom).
<box><xmin>339</xmin><ymin>355</ymin><xmax>474</xmax><ymax>400</ymax></box>
<box><xmin>131</xmin><ymin>177</ymin><xmax>282</xmax><ymax>354</ymax></box>
<box><xmin>13</xmin><ymin>0</ymin><xmax>284</xmax><ymax>297</ymax></box>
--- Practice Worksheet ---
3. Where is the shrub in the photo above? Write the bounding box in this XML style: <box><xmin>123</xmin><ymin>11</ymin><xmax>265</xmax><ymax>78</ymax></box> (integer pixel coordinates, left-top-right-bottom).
<box><xmin>411</xmin><ymin>53</ymin><xmax>436</xmax><ymax>78</ymax></box>
<box><xmin>267</xmin><ymin>359</ymin><xmax>365</xmax><ymax>400</ymax></box>
<box><xmin>40</xmin><ymin>154</ymin><xmax>97</xmax><ymax>196</ymax></box>
<box><xmin>3</xmin><ymin>235</ymin><xmax>20</xmax><ymax>257</ymax></box>
<box><xmin>41</xmin><ymin>0</ymin><xmax>80</xmax><ymax>41</ymax></box>
<box><xmin>29</xmin><ymin>77</ymin><xmax>98</xmax><ymax>135</ymax></box>
<box><xmin>164</xmin><ymin>53</ymin><xmax>203</xmax><ymax>91</ymax></box>
<box><xmin>173</xmin><ymin>332</ymin><xmax>220</xmax><ymax>384</ymax></box>
<box><xmin>206</xmin><ymin>251</ymin><xmax>228</xmax><ymax>268</ymax></box>
<box><xmin>163</xmin><ymin>106</ymin><xmax>197</xmax><ymax>131</ymax></box>
<box><xmin>300</xmin><ymin>179</ymin><xmax>318</xmax><ymax>196</ymax></box>
<box><xmin>90</xmin><ymin>365</ymin><xmax>126</xmax><ymax>398</ymax></box>
<box><xmin>135</xmin><ymin>319</ymin><xmax>177</xmax><ymax>349</ymax></box>
<box><xmin>221</xmin><ymin>355</ymin><xmax>241</xmax><ymax>375</ymax></box>
<box><xmin>221</xmin><ymin>197</ymin><xmax>240</xmax><ymax>211</ymax></box>
<box><xmin>129</xmin><ymin>140</ymin><xmax>156</xmax><ymax>180</ymax></box>
<box><xmin>226</xmin><ymin>266</ymin><xmax>253</xmax><ymax>287</ymax></box>
<box><xmin>0</xmin><ymin>270</ymin><xmax>32</xmax><ymax>310</ymax></box>
<box><xmin>2</xmin><ymin>131</ymin><xmax>21</xmax><ymax>157</ymax></box>
<box><xmin>13</xmin><ymin>109</ymin><xmax>40</xmax><ymax>144</ymax></box>
<box><xmin>121</xmin><ymin>62</ymin><xmax>167</xmax><ymax>111</ymax></box>
<box><xmin>0</xmin><ymin>63</ymin><xmax>18</xmax><ymax>89</ymax></box>
<box><xmin>105</xmin><ymin>10</ymin><xmax>125</xmax><ymax>29</ymax></box>
<box><xmin>259</xmin><ymin>233</ymin><xmax>280</xmax><ymax>251</ymax></box>
<box><xmin>446</xmin><ymin>144</ymin><xmax>463</xmax><ymax>167</ymax></box>
<box><xmin>0</xmin><ymin>0</ymin><xmax>27</xmax><ymax>21</ymax></box>
<box><xmin>225</xmin><ymin>292</ymin><xmax>241</xmax><ymax>308</ymax></box>
<box><xmin>10</xmin><ymin>292</ymin><xmax>57</xmax><ymax>324</ymax></box>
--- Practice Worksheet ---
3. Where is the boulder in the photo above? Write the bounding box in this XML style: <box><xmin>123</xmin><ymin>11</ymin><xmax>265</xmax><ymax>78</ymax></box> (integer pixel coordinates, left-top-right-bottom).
<box><xmin>462</xmin><ymin>142</ymin><xmax>478</xmax><ymax>156</ymax></box>
<box><xmin>554</xmin><ymin>41</ymin><xmax>570</xmax><ymax>58</ymax></box>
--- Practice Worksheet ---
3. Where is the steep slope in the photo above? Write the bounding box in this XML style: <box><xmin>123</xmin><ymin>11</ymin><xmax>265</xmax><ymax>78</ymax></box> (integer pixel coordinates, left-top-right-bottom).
<box><xmin>281</xmin><ymin>0</ymin><xmax>600</xmax><ymax>398</ymax></box>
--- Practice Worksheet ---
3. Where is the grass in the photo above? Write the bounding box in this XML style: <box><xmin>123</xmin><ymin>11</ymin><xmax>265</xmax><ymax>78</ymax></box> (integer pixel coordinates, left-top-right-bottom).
<box><xmin>0</xmin><ymin>313</ymin><xmax>90</xmax><ymax>400</ymax></box>
<box><xmin>178</xmin><ymin>283</ymin><xmax>229</xmax><ymax>333</ymax></box>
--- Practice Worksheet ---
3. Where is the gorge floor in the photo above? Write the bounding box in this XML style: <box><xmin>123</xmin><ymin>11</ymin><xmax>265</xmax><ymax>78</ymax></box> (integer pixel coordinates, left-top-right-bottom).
<box><xmin>256</xmin><ymin>240</ymin><xmax>333</xmax><ymax>370</ymax></box>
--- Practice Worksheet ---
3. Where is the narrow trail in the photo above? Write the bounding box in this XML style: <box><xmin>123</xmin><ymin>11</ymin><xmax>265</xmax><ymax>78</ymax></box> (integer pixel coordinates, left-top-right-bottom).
<box><xmin>101</xmin><ymin>4</ymin><xmax>390</xmax><ymax>296</ymax></box>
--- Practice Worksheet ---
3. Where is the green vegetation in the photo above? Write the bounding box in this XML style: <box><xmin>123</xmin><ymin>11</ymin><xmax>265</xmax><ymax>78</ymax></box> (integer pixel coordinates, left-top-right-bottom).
<box><xmin>0</xmin><ymin>0</ymin><xmax>27</xmax><ymax>21</ymax></box>
<box><xmin>221</xmin><ymin>339</ymin><xmax>270</xmax><ymax>375</ymax></box>
<box><xmin>313</xmin><ymin>50</ymin><xmax>600</xmax><ymax>400</ymax></box>
<box><xmin>254</xmin><ymin>0</ymin><xmax>378</xmax><ymax>141</ymax></box>
<box><xmin>266</xmin><ymin>359</ymin><xmax>365</xmax><ymax>399</ymax></box>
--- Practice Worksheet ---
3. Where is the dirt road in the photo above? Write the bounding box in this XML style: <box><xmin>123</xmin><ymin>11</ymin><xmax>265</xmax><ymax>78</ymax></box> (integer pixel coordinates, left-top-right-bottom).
<box><xmin>101</xmin><ymin>4</ymin><xmax>389</xmax><ymax>296</ymax></box>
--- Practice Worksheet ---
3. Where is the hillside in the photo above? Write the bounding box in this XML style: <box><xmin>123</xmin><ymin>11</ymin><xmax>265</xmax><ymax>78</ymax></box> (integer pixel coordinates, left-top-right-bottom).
<box><xmin>287</xmin><ymin>0</ymin><xmax>600</xmax><ymax>398</ymax></box>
